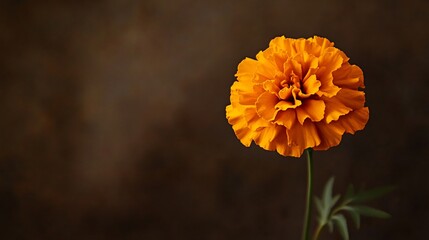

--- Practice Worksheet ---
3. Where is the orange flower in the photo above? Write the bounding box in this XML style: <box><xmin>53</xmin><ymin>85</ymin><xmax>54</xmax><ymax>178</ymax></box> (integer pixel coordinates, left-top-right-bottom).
<box><xmin>226</xmin><ymin>36</ymin><xmax>369</xmax><ymax>157</ymax></box>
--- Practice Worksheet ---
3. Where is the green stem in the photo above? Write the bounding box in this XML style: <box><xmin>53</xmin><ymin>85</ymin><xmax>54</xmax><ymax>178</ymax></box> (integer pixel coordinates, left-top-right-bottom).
<box><xmin>312</xmin><ymin>224</ymin><xmax>324</xmax><ymax>240</ymax></box>
<box><xmin>302</xmin><ymin>148</ymin><xmax>314</xmax><ymax>240</ymax></box>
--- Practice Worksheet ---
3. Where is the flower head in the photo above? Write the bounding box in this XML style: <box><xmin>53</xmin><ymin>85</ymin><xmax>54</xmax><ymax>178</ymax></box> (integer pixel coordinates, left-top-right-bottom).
<box><xmin>226</xmin><ymin>36</ymin><xmax>369</xmax><ymax>157</ymax></box>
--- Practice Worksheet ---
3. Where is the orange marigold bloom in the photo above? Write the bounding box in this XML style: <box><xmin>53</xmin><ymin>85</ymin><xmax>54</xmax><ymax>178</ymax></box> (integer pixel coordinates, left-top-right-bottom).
<box><xmin>226</xmin><ymin>36</ymin><xmax>369</xmax><ymax>157</ymax></box>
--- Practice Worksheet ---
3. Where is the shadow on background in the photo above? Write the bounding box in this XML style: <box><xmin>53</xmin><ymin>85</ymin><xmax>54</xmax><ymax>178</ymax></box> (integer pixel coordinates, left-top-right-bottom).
<box><xmin>0</xmin><ymin>0</ymin><xmax>428</xmax><ymax>239</ymax></box>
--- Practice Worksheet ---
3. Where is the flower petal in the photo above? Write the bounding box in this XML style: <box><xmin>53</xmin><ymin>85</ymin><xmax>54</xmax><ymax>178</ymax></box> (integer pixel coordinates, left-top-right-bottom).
<box><xmin>296</xmin><ymin>99</ymin><xmax>326</xmax><ymax>124</ymax></box>
<box><xmin>323</xmin><ymin>97</ymin><xmax>352</xmax><ymax>123</ymax></box>
<box><xmin>255</xmin><ymin>92</ymin><xmax>279</xmax><ymax>120</ymax></box>
<box><xmin>312</xmin><ymin>36</ymin><xmax>334</xmax><ymax>56</ymax></box>
<box><xmin>243</xmin><ymin>107</ymin><xmax>270</xmax><ymax>131</ymax></box>
<box><xmin>335</xmin><ymin>88</ymin><xmax>366</xmax><ymax>110</ymax></box>
<box><xmin>230</xmin><ymin>81</ymin><xmax>264</xmax><ymax>106</ymax></box>
<box><xmin>318</xmin><ymin>48</ymin><xmax>345</xmax><ymax>72</ymax></box>
<box><xmin>263</xmin><ymin>80</ymin><xmax>281</xmax><ymax>95</ymax></box>
<box><xmin>275</xmin><ymin>101</ymin><xmax>296</xmax><ymax>110</ymax></box>
<box><xmin>277</xmin><ymin>144</ymin><xmax>303</xmax><ymax>157</ymax></box>
<box><xmin>255</xmin><ymin>51</ymin><xmax>279</xmax><ymax>81</ymax></box>
<box><xmin>279</xmin><ymin>87</ymin><xmax>292</xmax><ymax>100</ymax></box>
<box><xmin>313</xmin><ymin>121</ymin><xmax>345</xmax><ymax>150</ymax></box>
<box><xmin>294</xmin><ymin>51</ymin><xmax>318</xmax><ymax>81</ymax></box>
<box><xmin>270</xmin><ymin>36</ymin><xmax>298</xmax><ymax>57</ymax></box>
<box><xmin>316</xmin><ymin>50</ymin><xmax>344</xmax><ymax>97</ymax></box>
<box><xmin>235</xmin><ymin>58</ymin><xmax>258</xmax><ymax>82</ymax></box>
<box><xmin>332</xmin><ymin>64</ymin><xmax>364</xmax><ymax>89</ymax></box>
<box><xmin>289</xmin><ymin>58</ymin><xmax>303</xmax><ymax>79</ymax></box>
<box><xmin>273</xmin><ymin>127</ymin><xmax>305</xmax><ymax>157</ymax></box>
<box><xmin>226</xmin><ymin>105</ymin><xmax>253</xmax><ymax>146</ymax></box>
<box><xmin>332</xmin><ymin>107</ymin><xmax>369</xmax><ymax>134</ymax></box>
<box><xmin>274</xmin><ymin>109</ymin><xmax>297</xmax><ymax>129</ymax></box>
<box><xmin>302</xmin><ymin>74</ymin><xmax>321</xmax><ymax>95</ymax></box>
<box><xmin>253</xmin><ymin>124</ymin><xmax>282</xmax><ymax>151</ymax></box>
<box><xmin>291</xmin><ymin>88</ymin><xmax>303</xmax><ymax>106</ymax></box>
<box><xmin>286</xmin><ymin>120</ymin><xmax>321</xmax><ymax>149</ymax></box>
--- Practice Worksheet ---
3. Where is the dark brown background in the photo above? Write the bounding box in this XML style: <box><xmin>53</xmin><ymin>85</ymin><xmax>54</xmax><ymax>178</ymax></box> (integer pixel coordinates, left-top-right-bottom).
<box><xmin>1</xmin><ymin>0</ymin><xmax>428</xmax><ymax>239</ymax></box>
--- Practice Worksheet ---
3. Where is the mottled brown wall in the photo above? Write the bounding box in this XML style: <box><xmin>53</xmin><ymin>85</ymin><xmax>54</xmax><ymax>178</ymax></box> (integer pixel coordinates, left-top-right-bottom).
<box><xmin>1</xmin><ymin>0</ymin><xmax>428</xmax><ymax>239</ymax></box>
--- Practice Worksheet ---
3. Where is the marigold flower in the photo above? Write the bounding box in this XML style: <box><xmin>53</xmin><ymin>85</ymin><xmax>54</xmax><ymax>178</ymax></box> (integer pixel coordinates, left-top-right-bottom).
<box><xmin>226</xmin><ymin>36</ymin><xmax>369</xmax><ymax>157</ymax></box>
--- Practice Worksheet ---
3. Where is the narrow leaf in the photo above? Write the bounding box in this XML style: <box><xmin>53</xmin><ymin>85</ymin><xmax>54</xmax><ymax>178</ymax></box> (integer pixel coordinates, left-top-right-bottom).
<box><xmin>332</xmin><ymin>214</ymin><xmax>349</xmax><ymax>240</ymax></box>
<box><xmin>317</xmin><ymin>177</ymin><xmax>336</xmax><ymax>222</ymax></box>
<box><xmin>323</xmin><ymin>177</ymin><xmax>335</xmax><ymax>207</ymax></box>
<box><xmin>341</xmin><ymin>206</ymin><xmax>361</xmax><ymax>229</ymax></box>
<box><xmin>314</xmin><ymin>197</ymin><xmax>323</xmax><ymax>215</ymax></box>
<box><xmin>327</xmin><ymin>220</ymin><xmax>334</xmax><ymax>233</ymax></box>
<box><xmin>351</xmin><ymin>186</ymin><xmax>395</xmax><ymax>203</ymax></box>
<box><xmin>331</xmin><ymin>194</ymin><xmax>341</xmax><ymax>207</ymax></box>
<box><xmin>353</xmin><ymin>206</ymin><xmax>391</xmax><ymax>219</ymax></box>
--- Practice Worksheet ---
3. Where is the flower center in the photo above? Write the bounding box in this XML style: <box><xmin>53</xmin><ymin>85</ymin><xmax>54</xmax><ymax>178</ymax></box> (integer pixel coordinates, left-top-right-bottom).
<box><xmin>280</xmin><ymin>73</ymin><xmax>301</xmax><ymax>89</ymax></box>
<box><xmin>289</xmin><ymin>74</ymin><xmax>301</xmax><ymax>88</ymax></box>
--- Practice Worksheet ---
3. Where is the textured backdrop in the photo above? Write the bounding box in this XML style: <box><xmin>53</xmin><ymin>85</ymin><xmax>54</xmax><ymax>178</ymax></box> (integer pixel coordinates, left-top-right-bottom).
<box><xmin>1</xmin><ymin>0</ymin><xmax>428</xmax><ymax>239</ymax></box>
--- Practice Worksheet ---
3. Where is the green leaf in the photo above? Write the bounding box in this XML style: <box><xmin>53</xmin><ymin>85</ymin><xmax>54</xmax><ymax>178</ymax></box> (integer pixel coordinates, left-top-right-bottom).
<box><xmin>314</xmin><ymin>177</ymin><xmax>392</xmax><ymax>240</ymax></box>
<box><xmin>323</xmin><ymin>177</ymin><xmax>335</xmax><ymax>207</ymax></box>
<box><xmin>343</xmin><ymin>206</ymin><xmax>361</xmax><ymax>229</ymax></box>
<box><xmin>332</xmin><ymin>214</ymin><xmax>349</xmax><ymax>240</ymax></box>
<box><xmin>351</xmin><ymin>186</ymin><xmax>395</xmax><ymax>203</ymax></box>
<box><xmin>353</xmin><ymin>206</ymin><xmax>391</xmax><ymax>219</ymax></box>
<box><xmin>349</xmin><ymin>210</ymin><xmax>361</xmax><ymax>229</ymax></box>
<box><xmin>327</xmin><ymin>220</ymin><xmax>334</xmax><ymax>233</ymax></box>
<box><xmin>331</xmin><ymin>194</ymin><xmax>341</xmax><ymax>207</ymax></box>
<box><xmin>315</xmin><ymin>177</ymin><xmax>339</xmax><ymax>224</ymax></box>
<box><xmin>314</xmin><ymin>197</ymin><xmax>323</xmax><ymax>215</ymax></box>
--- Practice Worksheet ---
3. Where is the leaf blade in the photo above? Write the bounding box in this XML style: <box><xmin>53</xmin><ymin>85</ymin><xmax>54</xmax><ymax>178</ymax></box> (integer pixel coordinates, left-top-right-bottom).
<box><xmin>351</xmin><ymin>186</ymin><xmax>395</xmax><ymax>203</ymax></box>
<box><xmin>341</xmin><ymin>206</ymin><xmax>361</xmax><ymax>229</ymax></box>
<box><xmin>353</xmin><ymin>205</ymin><xmax>391</xmax><ymax>219</ymax></box>
<box><xmin>323</xmin><ymin>177</ymin><xmax>335</xmax><ymax>207</ymax></box>
<box><xmin>332</xmin><ymin>214</ymin><xmax>349</xmax><ymax>240</ymax></box>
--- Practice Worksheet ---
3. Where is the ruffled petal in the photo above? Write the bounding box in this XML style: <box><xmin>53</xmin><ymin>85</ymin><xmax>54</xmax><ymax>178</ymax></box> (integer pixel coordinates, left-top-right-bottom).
<box><xmin>235</xmin><ymin>58</ymin><xmax>258</xmax><ymax>82</ymax></box>
<box><xmin>292</xmin><ymin>39</ymin><xmax>311</xmax><ymax>55</ymax></box>
<box><xmin>279</xmin><ymin>87</ymin><xmax>292</xmax><ymax>100</ymax></box>
<box><xmin>293</xmin><ymin>52</ymin><xmax>318</xmax><ymax>81</ymax></box>
<box><xmin>335</xmin><ymin>88</ymin><xmax>366</xmax><ymax>110</ymax></box>
<box><xmin>253</xmin><ymin>124</ymin><xmax>282</xmax><ymax>151</ymax></box>
<box><xmin>273</xmin><ymin>127</ymin><xmax>304</xmax><ymax>157</ymax></box>
<box><xmin>243</xmin><ymin>107</ymin><xmax>270</xmax><ymax>131</ymax></box>
<box><xmin>274</xmin><ymin>109</ymin><xmax>297</xmax><ymax>129</ymax></box>
<box><xmin>275</xmin><ymin>101</ymin><xmax>296</xmax><ymax>110</ymax></box>
<box><xmin>316</xmin><ymin>50</ymin><xmax>344</xmax><ymax>97</ymax></box>
<box><xmin>277</xmin><ymin>144</ymin><xmax>303</xmax><ymax>157</ymax></box>
<box><xmin>230</xmin><ymin>81</ymin><xmax>264</xmax><ymax>106</ymax></box>
<box><xmin>226</xmin><ymin>105</ymin><xmax>253</xmax><ymax>146</ymax></box>
<box><xmin>255</xmin><ymin>51</ymin><xmax>280</xmax><ymax>81</ymax></box>
<box><xmin>296</xmin><ymin>99</ymin><xmax>326</xmax><ymax>124</ymax></box>
<box><xmin>286</xmin><ymin>120</ymin><xmax>321</xmax><ymax>149</ymax></box>
<box><xmin>270</xmin><ymin>36</ymin><xmax>298</xmax><ymax>57</ymax></box>
<box><xmin>269</xmin><ymin>36</ymin><xmax>288</xmax><ymax>52</ymax></box>
<box><xmin>318</xmin><ymin>48</ymin><xmax>345</xmax><ymax>71</ymax></box>
<box><xmin>255</xmin><ymin>92</ymin><xmax>279</xmax><ymax>120</ymax></box>
<box><xmin>302</xmin><ymin>74</ymin><xmax>321</xmax><ymax>95</ymax></box>
<box><xmin>313</xmin><ymin>121</ymin><xmax>345</xmax><ymax>150</ymax></box>
<box><xmin>332</xmin><ymin>64</ymin><xmax>365</xmax><ymax>89</ymax></box>
<box><xmin>263</xmin><ymin>80</ymin><xmax>281</xmax><ymax>95</ymax></box>
<box><xmin>289</xmin><ymin>58</ymin><xmax>303</xmax><ymax>80</ymax></box>
<box><xmin>332</xmin><ymin>107</ymin><xmax>369</xmax><ymax>134</ymax></box>
<box><xmin>291</xmin><ymin>88</ymin><xmax>303</xmax><ymax>106</ymax></box>
<box><xmin>322</xmin><ymin>97</ymin><xmax>352</xmax><ymax>123</ymax></box>
<box><xmin>311</xmin><ymin>36</ymin><xmax>334</xmax><ymax>56</ymax></box>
